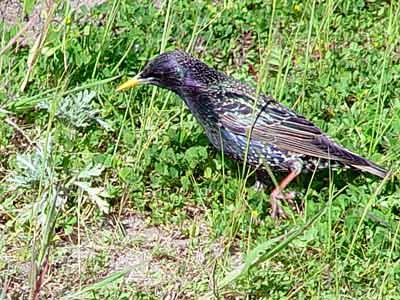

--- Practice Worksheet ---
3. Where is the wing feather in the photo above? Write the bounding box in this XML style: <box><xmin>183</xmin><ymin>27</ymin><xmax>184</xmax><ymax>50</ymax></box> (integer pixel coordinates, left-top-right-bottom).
<box><xmin>218</xmin><ymin>93</ymin><xmax>364</xmax><ymax>165</ymax></box>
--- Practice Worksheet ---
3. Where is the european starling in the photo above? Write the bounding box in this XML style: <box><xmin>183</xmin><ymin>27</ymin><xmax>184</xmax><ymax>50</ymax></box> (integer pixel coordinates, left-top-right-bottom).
<box><xmin>117</xmin><ymin>50</ymin><xmax>389</xmax><ymax>217</ymax></box>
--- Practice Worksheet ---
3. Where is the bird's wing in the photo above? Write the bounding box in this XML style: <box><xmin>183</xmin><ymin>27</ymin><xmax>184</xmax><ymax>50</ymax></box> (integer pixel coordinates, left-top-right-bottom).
<box><xmin>218</xmin><ymin>92</ymin><xmax>360</xmax><ymax>164</ymax></box>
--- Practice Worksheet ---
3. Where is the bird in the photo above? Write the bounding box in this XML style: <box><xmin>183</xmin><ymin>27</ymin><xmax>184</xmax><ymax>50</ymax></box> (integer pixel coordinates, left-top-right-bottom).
<box><xmin>117</xmin><ymin>49</ymin><xmax>389</xmax><ymax>218</ymax></box>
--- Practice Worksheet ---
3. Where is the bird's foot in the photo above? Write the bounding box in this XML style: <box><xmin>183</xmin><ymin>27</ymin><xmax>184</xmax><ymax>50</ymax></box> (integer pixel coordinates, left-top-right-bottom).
<box><xmin>270</xmin><ymin>190</ymin><xmax>300</xmax><ymax>218</ymax></box>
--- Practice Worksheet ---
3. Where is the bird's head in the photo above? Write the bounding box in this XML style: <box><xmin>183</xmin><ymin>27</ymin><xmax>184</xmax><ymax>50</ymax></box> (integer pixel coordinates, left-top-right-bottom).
<box><xmin>117</xmin><ymin>50</ymin><xmax>223</xmax><ymax>94</ymax></box>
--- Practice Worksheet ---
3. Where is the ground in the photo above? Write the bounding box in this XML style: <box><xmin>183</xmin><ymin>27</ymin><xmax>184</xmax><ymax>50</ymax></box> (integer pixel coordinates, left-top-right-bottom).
<box><xmin>0</xmin><ymin>1</ymin><xmax>400</xmax><ymax>299</ymax></box>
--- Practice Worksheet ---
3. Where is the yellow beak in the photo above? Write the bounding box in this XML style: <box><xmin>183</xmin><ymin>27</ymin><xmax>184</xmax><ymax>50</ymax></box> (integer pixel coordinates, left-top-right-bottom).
<box><xmin>116</xmin><ymin>75</ymin><xmax>145</xmax><ymax>91</ymax></box>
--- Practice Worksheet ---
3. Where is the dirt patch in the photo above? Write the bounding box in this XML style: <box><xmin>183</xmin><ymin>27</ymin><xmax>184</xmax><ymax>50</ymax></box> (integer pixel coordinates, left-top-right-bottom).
<box><xmin>0</xmin><ymin>0</ymin><xmax>106</xmax><ymax>46</ymax></box>
<box><xmin>107</xmin><ymin>214</ymin><xmax>232</xmax><ymax>297</ymax></box>
<box><xmin>4</xmin><ymin>212</ymin><xmax>240</xmax><ymax>299</ymax></box>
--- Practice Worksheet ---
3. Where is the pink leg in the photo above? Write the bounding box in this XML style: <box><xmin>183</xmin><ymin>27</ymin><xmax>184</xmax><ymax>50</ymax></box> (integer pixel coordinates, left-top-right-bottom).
<box><xmin>270</xmin><ymin>170</ymin><xmax>299</xmax><ymax>218</ymax></box>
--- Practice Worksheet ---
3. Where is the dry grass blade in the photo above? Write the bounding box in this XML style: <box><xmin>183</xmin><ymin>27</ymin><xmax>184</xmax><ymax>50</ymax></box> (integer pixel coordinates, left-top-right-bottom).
<box><xmin>20</xmin><ymin>0</ymin><xmax>55</xmax><ymax>92</ymax></box>
<box><xmin>0</xmin><ymin>18</ymin><xmax>35</xmax><ymax>57</ymax></box>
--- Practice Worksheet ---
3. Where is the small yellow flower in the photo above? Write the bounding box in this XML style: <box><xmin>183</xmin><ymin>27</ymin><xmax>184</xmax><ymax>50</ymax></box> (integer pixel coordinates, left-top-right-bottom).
<box><xmin>65</xmin><ymin>16</ymin><xmax>72</xmax><ymax>26</ymax></box>
<box><xmin>293</xmin><ymin>4</ymin><xmax>301</xmax><ymax>13</ymax></box>
<box><xmin>251</xmin><ymin>210</ymin><xmax>259</xmax><ymax>218</ymax></box>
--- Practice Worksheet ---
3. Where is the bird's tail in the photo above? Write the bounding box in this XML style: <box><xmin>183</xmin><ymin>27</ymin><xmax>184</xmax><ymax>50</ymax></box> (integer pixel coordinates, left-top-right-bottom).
<box><xmin>351</xmin><ymin>160</ymin><xmax>390</xmax><ymax>179</ymax></box>
<box><xmin>326</xmin><ymin>140</ymin><xmax>390</xmax><ymax>179</ymax></box>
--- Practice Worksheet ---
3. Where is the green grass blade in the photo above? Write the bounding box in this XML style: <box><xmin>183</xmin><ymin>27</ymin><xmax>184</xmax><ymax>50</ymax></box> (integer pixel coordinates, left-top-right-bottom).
<box><xmin>62</xmin><ymin>268</ymin><xmax>132</xmax><ymax>300</ymax></box>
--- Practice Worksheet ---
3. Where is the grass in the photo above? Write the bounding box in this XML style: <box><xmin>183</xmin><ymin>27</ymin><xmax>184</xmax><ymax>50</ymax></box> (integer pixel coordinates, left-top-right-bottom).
<box><xmin>1</xmin><ymin>0</ymin><xmax>400</xmax><ymax>299</ymax></box>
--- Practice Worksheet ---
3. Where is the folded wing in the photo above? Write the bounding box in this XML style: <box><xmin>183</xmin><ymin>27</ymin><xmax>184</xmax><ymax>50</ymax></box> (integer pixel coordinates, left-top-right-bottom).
<box><xmin>218</xmin><ymin>92</ymin><xmax>388</xmax><ymax>178</ymax></box>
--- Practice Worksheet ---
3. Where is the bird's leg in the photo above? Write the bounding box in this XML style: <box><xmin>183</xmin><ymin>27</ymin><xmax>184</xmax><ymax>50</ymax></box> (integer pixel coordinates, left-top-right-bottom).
<box><xmin>270</xmin><ymin>169</ymin><xmax>300</xmax><ymax>218</ymax></box>
<box><xmin>254</xmin><ymin>169</ymin><xmax>268</xmax><ymax>191</ymax></box>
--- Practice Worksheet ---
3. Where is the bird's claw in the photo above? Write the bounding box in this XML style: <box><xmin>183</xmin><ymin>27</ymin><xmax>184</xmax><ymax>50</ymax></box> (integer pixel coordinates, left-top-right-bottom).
<box><xmin>270</xmin><ymin>190</ymin><xmax>301</xmax><ymax>218</ymax></box>
<box><xmin>270</xmin><ymin>200</ymin><xmax>287</xmax><ymax>219</ymax></box>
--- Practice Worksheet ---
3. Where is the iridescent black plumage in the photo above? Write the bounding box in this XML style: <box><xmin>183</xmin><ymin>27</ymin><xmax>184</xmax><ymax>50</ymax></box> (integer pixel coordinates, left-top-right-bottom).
<box><xmin>120</xmin><ymin>50</ymin><xmax>389</xmax><ymax>217</ymax></box>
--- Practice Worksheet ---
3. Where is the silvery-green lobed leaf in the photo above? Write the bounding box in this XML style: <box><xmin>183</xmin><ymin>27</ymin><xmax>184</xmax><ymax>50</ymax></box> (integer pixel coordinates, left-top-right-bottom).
<box><xmin>37</xmin><ymin>90</ymin><xmax>111</xmax><ymax>129</ymax></box>
<box><xmin>74</xmin><ymin>181</ymin><xmax>110</xmax><ymax>213</ymax></box>
<box><xmin>78</xmin><ymin>164</ymin><xmax>105</xmax><ymax>179</ymax></box>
